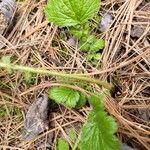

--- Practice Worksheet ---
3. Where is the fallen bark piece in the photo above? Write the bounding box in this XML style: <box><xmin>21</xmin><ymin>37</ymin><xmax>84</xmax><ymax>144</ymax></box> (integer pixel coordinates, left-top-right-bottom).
<box><xmin>0</xmin><ymin>0</ymin><xmax>16</xmax><ymax>34</ymax></box>
<box><xmin>21</xmin><ymin>94</ymin><xmax>50</xmax><ymax>142</ymax></box>
<box><xmin>34</xmin><ymin>132</ymin><xmax>54</xmax><ymax>149</ymax></box>
<box><xmin>67</xmin><ymin>37</ymin><xmax>77</xmax><ymax>47</ymax></box>
<box><xmin>0</xmin><ymin>11</ymin><xmax>7</xmax><ymax>34</ymax></box>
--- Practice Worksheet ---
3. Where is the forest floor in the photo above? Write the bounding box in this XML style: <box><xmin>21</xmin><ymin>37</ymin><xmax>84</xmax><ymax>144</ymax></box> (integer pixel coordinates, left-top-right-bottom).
<box><xmin>0</xmin><ymin>0</ymin><xmax>150</xmax><ymax>150</ymax></box>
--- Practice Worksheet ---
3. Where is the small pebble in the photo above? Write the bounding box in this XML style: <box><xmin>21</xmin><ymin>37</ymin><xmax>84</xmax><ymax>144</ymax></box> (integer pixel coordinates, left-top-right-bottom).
<box><xmin>100</xmin><ymin>13</ymin><xmax>113</xmax><ymax>32</ymax></box>
<box><xmin>67</xmin><ymin>37</ymin><xmax>77</xmax><ymax>47</ymax></box>
<box><xmin>121</xmin><ymin>143</ymin><xmax>138</xmax><ymax>150</ymax></box>
<box><xmin>131</xmin><ymin>25</ymin><xmax>145</xmax><ymax>38</ymax></box>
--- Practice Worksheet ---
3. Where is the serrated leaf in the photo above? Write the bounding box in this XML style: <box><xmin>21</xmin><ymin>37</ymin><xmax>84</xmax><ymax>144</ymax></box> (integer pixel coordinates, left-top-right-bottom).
<box><xmin>86</xmin><ymin>53</ymin><xmax>102</xmax><ymax>61</ymax></box>
<box><xmin>90</xmin><ymin>39</ymin><xmax>105</xmax><ymax>52</ymax></box>
<box><xmin>1</xmin><ymin>56</ymin><xmax>12</xmax><ymax>74</ymax></box>
<box><xmin>80</xmin><ymin>96</ymin><xmax>120</xmax><ymax>150</ymax></box>
<box><xmin>24</xmin><ymin>71</ymin><xmax>33</xmax><ymax>83</ymax></box>
<box><xmin>76</xmin><ymin>93</ymin><xmax>87</xmax><ymax>108</ymax></box>
<box><xmin>49</xmin><ymin>87</ymin><xmax>80</xmax><ymax>108</ymax></box>
<box><xmin>57</xmin><ymin>138</ymin><xmax>69</xmax><ymax>150</ymax></box>
<box><xmin>70</xmin><ymin>27</ymin><xmax>84</xmax><ymax>39</ymax></box>
<box><xmin>94</xmin><ymin>53</ymin><xmax>102</xmax><ymax>60</ymax></box>
<box><xmin>45</xmin><ymin>0</ymin><xmax>100</xmax><ymax>27</ymax></box>
<box><xmin>80</xmin><ymin>42</ymin><xmax>91</xmax><ymax>52</ymax></box>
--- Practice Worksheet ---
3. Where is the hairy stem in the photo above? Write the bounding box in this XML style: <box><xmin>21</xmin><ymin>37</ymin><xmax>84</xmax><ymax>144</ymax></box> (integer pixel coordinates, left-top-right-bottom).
<box><xmin>0</xmin><ymin>62</ymin><xmax>113</xmax><ymax>90</ymax></box>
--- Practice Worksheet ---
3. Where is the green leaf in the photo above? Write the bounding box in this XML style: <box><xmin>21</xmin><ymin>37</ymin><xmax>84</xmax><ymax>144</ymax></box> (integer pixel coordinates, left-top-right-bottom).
<box><xmin>1</xmin><ymin>56</ymin><xmax>11</xmax><ymax>64</ymax></box>
<box><xmin>86</xmin><ymin>53</ymin><xmax>102</xmax><ymax>61</ymax></box>
<box><xmin>68</xmin><ymin>128</ymin><xmax>77</xmax><ymax>142</ymax></box>
<box><xmin>70</xmin><ymin>27</ymin><xmax>84</xmax><ymax>39</ymax></box>
<box><xmin>94</xmin><ymin>53</ymin><xmax>102</xmax><ymax>60</ymax></box>
<box><xmin>76</xmin><ymin>93</ymin><xmax>87</xmax><ymax>108</ymax></box>
<box><xmin>86</xmin><ymin>35</ymin><xmax>95</xmax><ymax>43</ymax></box>
<box><xmin>45</xmin><ymin>0</ymin><xmax>100</xmax><ymax>27</ymax></box>
<box><xmin>80</xmin><ymin>42</ymin><xmax>91</xmax><ymax>52</ymax></box>
<box><xmin>80</xmin><ymin>35</ymin><xmax>104</xmax><ymax>52</ymax></box>
<box><xmin>57</xmin><ymin>138</ymin><xmax>69</xmax><ymax>150</ymax></box>
<box><xmin>80</xmin><ymin>96</ymin><xmax>120</xmax><ymax>150</ymax></box>
<box><xmin>49</xmin><ymin>87</ymin><xmax>80</xmax><ymax>108</ymax></box>
<box><xmin>24</xmin><ymin>71</ymin><xmax>33</xmax><ymax>83</ymax></box>
<box><xmin>1</xmin><ymin>56</ymin><xmax>12</xmax><ymax>74</ymax></box>
<box><xmin>90</xmin><ymin>39</ymin><xmax>105</xmax><ymax>52</ymax></box>
<box><xmin>86</xmin><ymin>54</ymin><xmax>93</xmax><ymax>61</ymax></box>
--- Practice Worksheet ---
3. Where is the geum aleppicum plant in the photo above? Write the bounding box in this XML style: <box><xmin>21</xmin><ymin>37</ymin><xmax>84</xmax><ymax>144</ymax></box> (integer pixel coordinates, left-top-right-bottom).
<box><xmin>0</xmin><ymin>56</ymin><xmax>121</xmax><ymax>149</ymax></box>
<box><xmin>45</xmin><ymin>0</ymin><xmax>105</xmax><ymax>63</ymax></box>
<box><xmin>48</xmin><ymin>87</ymin><xmax>121</xmax><ymax>150</ymax></box>
<box><xmin>0</xmin><ymin>0</ymin><xmax>120</xmax><ymax>147</ymax></box>
<box><xmin>44</xmin><ymin>0</ymin><xmax>120</xmax><ymax>149</ymax></box>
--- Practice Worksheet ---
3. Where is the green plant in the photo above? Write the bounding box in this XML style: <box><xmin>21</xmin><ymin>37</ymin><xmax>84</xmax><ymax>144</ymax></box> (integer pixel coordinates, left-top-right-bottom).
<box><xmin>0</xmin><ymin>61</ymin><xmax>112</xmax><ymax>90</ymax></box>
<box><xmin>56</xmin><ymin>138</ymin><xmax>69</xmax><ymax>150</ymax></box>
<box><xmin>44</xmin><ymin>3</ymin><xmax>120</xmax><ymax>147</ymax></box>
<box><xmin>49</xmin><ymin>86</ymin><xmax>80</xmax><ymax>108</ymax></box>
<box><xmin>49</xmin><ymin>87</ymin><xmax>120</xmax><ymax>150</ymax></box>
<box><xmin>0</xmin><ymin>105</ymin><xmax>23</xmax><ymax>121</ymax></box>
<box><xmin>1</xmin><ymin>55</ymin><xmax>13</xmax><ymax>74</ymax></box>
<box><xmin>80</xmin><ymin>96</ymin><xmax>120</xmax><ymax>150</ymax></box>
<box><xmin>68</xmin><ymin>128</ymin><xmax>77</xmax><ymax>143</ymax></box>
<box><xmin>0</xmin><ymin>59</ymin><xmax>120</xmax><ymax>149</ymax></box>
<box><xmin>45</xmin><ymin>0</ymin><xmax>105</xmax><ymax>63</ymax></box>
<box><xmin>49</xmin><ymin>87</ymin><xmax>87</xmax><ymax>108</ymax></box>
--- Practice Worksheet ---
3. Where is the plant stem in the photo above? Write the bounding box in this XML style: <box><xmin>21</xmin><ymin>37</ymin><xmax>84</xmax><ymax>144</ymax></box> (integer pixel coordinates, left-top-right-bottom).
<box><xmin>0</xmin><ymin>62</ymin><xmax>113</xmax><ymax>90</ymax></box>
